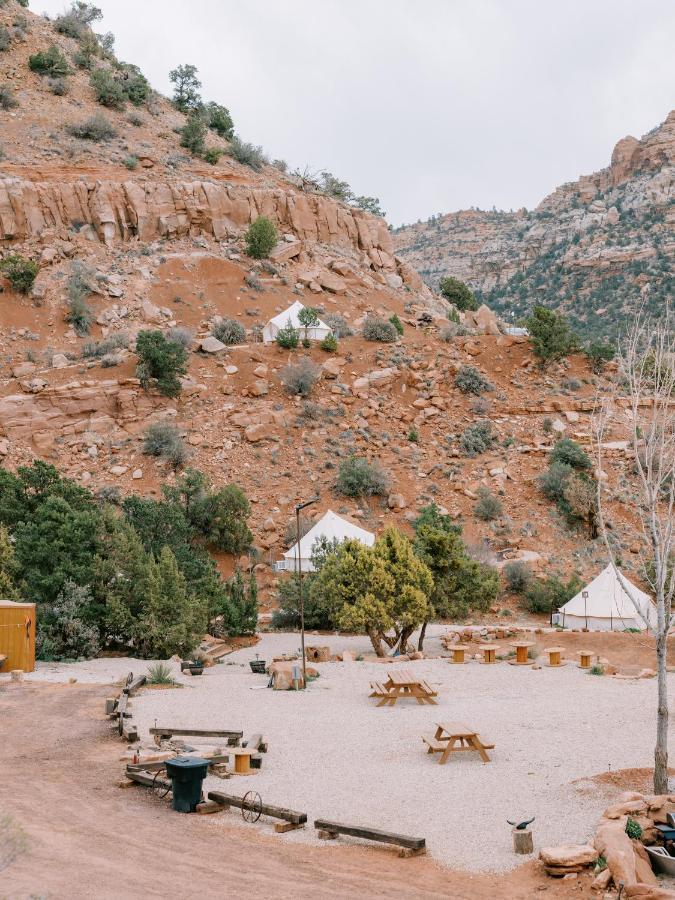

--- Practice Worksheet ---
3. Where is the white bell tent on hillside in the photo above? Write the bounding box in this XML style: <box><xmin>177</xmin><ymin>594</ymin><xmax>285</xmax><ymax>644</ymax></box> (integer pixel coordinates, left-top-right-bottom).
<box><xmin>276</xmin><ymin>509</ymin><xmax>375</xmax><ymax>572</ymax></box>
<box><xmin>554</xmin><ymin>565</ymin><xmax>656</xmax><ymax>632</ymax></box>
<box><xmin>262</xmin><ymin>300</ymin><xmax>331</xmax><ymax>344</ymax></box>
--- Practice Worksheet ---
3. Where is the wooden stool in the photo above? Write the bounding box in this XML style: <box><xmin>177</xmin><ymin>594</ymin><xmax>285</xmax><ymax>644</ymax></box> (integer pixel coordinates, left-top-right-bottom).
<box><xmin>509</xmin><ymin>641</ymin><xmax>535</xmax><ymax>666</ymax></box>
<box><xmin>512</xmin><ymin>827</ymin><xmax>534</xmax><ymax>855</ymax></box>
<box><xmin>449</xmin><ymin>646</ymin><xmax>466</xmax><ymax>664</ymax></box>
<box><xmin>478</xmin><ymin>643</ymin><xmax>500</xmax><ymax>664</ymax></box>
<box><xmin>578</xmin><ymin>650</ymin><xmax>592</xmax><ymax>669</ymax></box>
<box><xmin>543</xmin><ymin>647</ymin><xmax>565</xmax><ymax>667</ymax></box>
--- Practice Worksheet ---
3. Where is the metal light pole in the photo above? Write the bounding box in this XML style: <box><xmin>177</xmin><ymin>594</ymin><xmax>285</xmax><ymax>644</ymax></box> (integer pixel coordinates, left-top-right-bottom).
<box><xmin>296</xmin><ymin>496</ymin><xmax>319</xmax><ymax>687</ymax></box>
<box><xmin>582</xmin><ymin>590</ymin><xmax>589</xmax><ymax>631</ymax></box>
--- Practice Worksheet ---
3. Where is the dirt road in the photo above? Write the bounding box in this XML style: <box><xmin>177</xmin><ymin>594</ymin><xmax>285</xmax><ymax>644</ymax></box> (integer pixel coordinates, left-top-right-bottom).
<box><xmin>0</xmin><ymin>681</ymin><xmax>591</xmax><ymax>899</ymax></box>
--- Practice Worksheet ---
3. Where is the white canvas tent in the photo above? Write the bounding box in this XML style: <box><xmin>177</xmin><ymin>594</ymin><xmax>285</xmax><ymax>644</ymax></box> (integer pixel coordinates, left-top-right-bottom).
<box><xmin>262</xmin><ymin>300</ymin><xmax>331</xmax><ymax>344</ymax></box>
<box><xmin>276</xmin><ymin>509</ymin><xmax>375</xmax><ymax>573</ymax></box>
<box><xmin>555</xmin><ymin>565</ymin><xmax>656</xmax><ymax>631</ymax></box>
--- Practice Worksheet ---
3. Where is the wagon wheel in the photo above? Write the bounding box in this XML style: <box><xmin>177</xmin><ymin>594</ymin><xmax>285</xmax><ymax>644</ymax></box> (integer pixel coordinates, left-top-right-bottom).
<box><xmin>152</xmin><ymin>768</ymin><xmax>172</xmax><ymax>800</ymax></box>
<box><xmin>241</xmin><ymin>791</ymin><xmax>262</xmax><ymax>823</ymax></box>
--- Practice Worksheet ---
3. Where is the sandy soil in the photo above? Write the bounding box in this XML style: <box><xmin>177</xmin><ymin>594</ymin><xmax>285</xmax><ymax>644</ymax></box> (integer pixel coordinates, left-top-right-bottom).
<box><xmin>0</xmin><ymin>680</ymin><xmax>595</xmax><ymax>900</ymax></box>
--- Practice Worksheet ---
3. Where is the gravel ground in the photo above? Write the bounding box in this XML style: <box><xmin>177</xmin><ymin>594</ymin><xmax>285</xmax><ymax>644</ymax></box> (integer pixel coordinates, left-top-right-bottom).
<box><xmin>11</xmin><ymin>628</ymin><xmax>674</xmax><ymax>873</ymax></box>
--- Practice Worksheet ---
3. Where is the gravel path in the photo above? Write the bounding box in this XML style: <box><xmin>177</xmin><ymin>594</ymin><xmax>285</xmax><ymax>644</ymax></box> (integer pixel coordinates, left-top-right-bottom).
<box><xmin>12</xmin><ymin>629</ymin><xmax>674</xmax><ymax>873</ymax></box>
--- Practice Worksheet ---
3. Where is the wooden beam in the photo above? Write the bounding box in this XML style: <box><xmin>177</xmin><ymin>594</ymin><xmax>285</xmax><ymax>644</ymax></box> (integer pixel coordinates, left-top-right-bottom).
<box><xmin>125</xmin><ymin>753</ymin><xmax>230</xmax><ymax>775</ymax></box>
<box><xmin>124</xmin><ymin>675</ymin><xmax>147</xmax><ymax>696</ymax></box>
<box><xmin>150</xmin><ymin>727</ymin><xmax>242</xmax><ymax>745</ymax></box>
<box><xmin>124</xmin><ymin>769</ymin><xmax>171</xmax><ymax>791</ymax></box>
<box><xmin>208</xmin><ymin>791</ymin><xmax>307</xmax><ymax>825</ymax></box>
<box><xmin>313</xmin><ymin>819</ymin><xmax>425</xmax><ymax>851</ymax></box>
<box><xmin>122</xmin><ymin>722</ymin><xmax>138</xmax><ymax>743</ymax></box>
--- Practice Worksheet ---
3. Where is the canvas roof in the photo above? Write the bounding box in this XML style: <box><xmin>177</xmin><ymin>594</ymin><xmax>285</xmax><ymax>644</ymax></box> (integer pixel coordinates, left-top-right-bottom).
<box><xmin>558</xmin><ymin>564</ymin><xmax>656</xmax><ymax>627</ymax></box>
<box><xmin>266</xmin><ymin>300</ymin><xmax>329</xmax><ymax>332</ymax></box>
<box><xmin>284</xmin><ymin>509</ymin><xmax>375</xmax><ymax>560</ymax></box>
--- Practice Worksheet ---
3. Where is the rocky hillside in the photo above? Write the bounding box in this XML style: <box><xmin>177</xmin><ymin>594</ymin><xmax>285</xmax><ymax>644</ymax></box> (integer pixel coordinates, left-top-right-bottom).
<box><xmin>393</xmin><ymin>112</ymin><xmax>675</xmax><ymax>339</ymax></box>
<box><xmin>0</xmin><ymin>1</ymin><xmax>645</xmax><ymax>615</ymax></box>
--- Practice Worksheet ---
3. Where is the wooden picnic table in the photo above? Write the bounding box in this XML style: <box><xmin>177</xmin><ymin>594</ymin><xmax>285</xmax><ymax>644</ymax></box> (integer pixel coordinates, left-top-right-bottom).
<box><xmin>478</xmin><ymin>642</ymin><xmax>501</xmax><ymax>664</ymax></box>
<box><xmin>369</xmin><ymin>668</ymin><xmax>438</xmax><ymax>707</ymax></box>
<box><xmin>422</xmin><ymin>722</ymin><xmax>494</xmax><ymax>764</ymax></box>
<box><xmin>509</xmin><ymin>640</ymin><xmax>535</xmax><ymax>665</ymax></box>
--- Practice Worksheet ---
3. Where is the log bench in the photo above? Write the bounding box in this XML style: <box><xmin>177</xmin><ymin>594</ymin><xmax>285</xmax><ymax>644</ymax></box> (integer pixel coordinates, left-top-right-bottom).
<box><xmin>313</xmin><ymin>819</ymin><xmax>426</xmax><ymax>857</ymax></box>
<box><xmin>208</xmin><ymin>791</ymin><xmax>307</xmax><ymax>832</ymax></box>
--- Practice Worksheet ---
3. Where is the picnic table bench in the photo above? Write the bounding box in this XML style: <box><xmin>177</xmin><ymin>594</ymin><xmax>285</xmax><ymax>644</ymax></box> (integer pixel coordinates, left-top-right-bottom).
<box><xmin>314</xmin><ymin>819</ymin><xmax>426</xmax><ymax>857</ymax></box>
<box><xmin>370</xmin><ymin>668</ymin><xmax>438</xmax><ymax>707</ymax></box>
<box><xmin>422</xmin><ymin>722</ymin><xmax>494</xmax><ymax>764</ymax></box>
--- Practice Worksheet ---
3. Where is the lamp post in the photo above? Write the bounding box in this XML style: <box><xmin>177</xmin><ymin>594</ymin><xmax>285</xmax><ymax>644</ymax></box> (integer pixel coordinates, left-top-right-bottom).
<box><xmin>296</xmin><ymin>496</ymin><xmax>319</xmax><ymax>687</ymax></box>
<box><xmin>582</xmin><ymin>590</ymin><xmax>589</xmax><ymax>631</ymax></box>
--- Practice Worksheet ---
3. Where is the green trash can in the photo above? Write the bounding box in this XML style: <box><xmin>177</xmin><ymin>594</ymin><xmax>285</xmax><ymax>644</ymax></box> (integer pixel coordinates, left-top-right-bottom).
<box><xmin>165</xmin><ymin>756</ymin><xmax>209</xmax><ymax>813</ymax></box>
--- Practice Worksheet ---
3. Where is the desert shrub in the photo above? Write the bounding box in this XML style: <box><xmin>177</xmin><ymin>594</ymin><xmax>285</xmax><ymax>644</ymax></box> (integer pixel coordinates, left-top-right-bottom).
<box><xmin>408</xmin><ymin>425</ymin><xmax>419</xmax><ymax>442</ymax></box>
<box><xmin>323</xmin><ymin>313</ymin><xmax>352</xmax><ymax>338</ymax></box>
<box><xmin>245</xmin><ymin>216</ymin><xmax>277</xmax><ymax>259</ymax></box>
<box><xmin>166</xmin><ymin>326</ymin><xmax>193</xmax><ymax>348</ymax></box>
<box><xmin>82</xmin><ymin>333</ymin><xmax>128</xmax><ymax>359</ymax></box>
<box><xmin>127</xmin><ymin>112</ymin><xmax>143</xmax><ymax>127</ymax></box>
<box><xmin>550</xmin><ymin>437</ymin><xmax>592</xmax><ymax>470</ymax></box>
<box><xmin>143</xmin><ymin>421</ymin><xmax>189</xmax><ymax>470</ymax></box>
<box><xmin>585</xmin><ymin>339</ymin><xmax>615</xmax><ymax>373</ymax></box>
<box><xmin>439</xmin><ymin>275</ymin><xmax>478</xmax><ymax>311</ymax></box>
<box><xmin>336</xmin><ymin>455</ymin><xmax>389</xmax><ymax>497</ymax></box>
<box><xmin>474</xmin><ymin>487</ymin><xmax>502</xmax><ymax>521</ymax></box>
<box><xmin>0</xmin><ymin>254</ymin><xmax>38</xmax><ymax>294</ymax></box>
<box><xmin>29</xmin><ymin>45</ymin><xmax>70</xmax><ymax>77</ymax></box>
<box><xmin>47</xmin><ymin>76</ymin><xmax>68</xmax><ymax>96</ymax></box>
<box><xmin>54</xmin><ymin>2</ymin><xmax>102</xmax><ymax>40</ymax></box>
<box><xmin>524</xmin><ymin>573</ymin><xmax>581</xmax><ymax>615</ymax></box>
<box><xmin>275</xmin><ymin>320</ymin><xmax>299</xmax><ymax>349</ymax></box>
<box><xmin>135</xmin><ymin>330</ymin><xmax>188</xmax><ymax>398</ymax></box>
<box><xmin>203</xmin><ymin>147</ymin><xmax>221</xmax><ymax>165</ymax></box>
<box><xmin>525</xmin><ymin>305</ymin><xmax>579</xmax><ymax>364</ymax></box>
<box><xmin>455</xmin><ymin>365</ymin><xmax>492</xmax><ymax>395</ymax></box>
<box><xmin>0</xmin><ymin>84</ymin><xmax>18</xmax><ymax>109</ymax></box>
<box><xmin>459</xmin><ymin>420</ymin><xmax>495</xmax><ymax>456</ymax></box>
<box><xmin>179</xmin><ymin>113</ymin><xmax>207</xmax><ymax>156</ymax></box>
<box><xmin>281</xmin><ymin>357</ymin><xmax>320</xmax><ymax>396</ymax></box>
<box><xmin>0</xmin><ymin>26</ymin><xmax>11</xmax><ymax>52</ymax></box>
<box><xmin>89</xmin><ymin>67</ymin><xmax>126</xmax><ymax>108</ymax></box>
<box><xmin>362</xmin><ymin>316</ymin><xmax>397</xmax><ymax>343</ymax></box>
<box><xmin>169</xmin><ymin>63</ymin><xmax>201</xmax><ymax>112</ymax></box>
<box><xmin>538</xmin><ymin>460</ymin><xmax>574</xmax><ymax>503</ymax></box>
<box><xmin>440</xmin><ymin>322</ymin><xmax>459</xmax><ymax>341</ymax></box>
<box><xmin>211</xmin><ymin>317</ymin><xmax>245</xmax><ymax>345</ymax></box>
<box><xmin>389</xmin><ymin>313</ymin><xmax>404</xmax><ymax>335</ymax></box>
<box><xmin>320</xmin><ymin>333</ymin><xmax>338</xmax><ymax>352</ymax></box>
<box><xmin>205</xmin><ymin>101</ymin><xmax>234</xmax><ymax>138</ymax></box>
<box><xmin>67</xmin><ymin>113</ymin><xmax>116</xmax><ymax>141</ymax></box>
<box><xmin>65</xmin><ymin>296</ymin><xmax>92</xmax><ymax>335</ymax></box>
<box><xmin>625</xmin><ymin>817</ymin><xmax>643</xmax><ymax>840</ymax></box>
<box><xmin>272</xmin><ymin>572</ymin><xmax>334</xmax><ymax>630</ymax></box>
<box><xmin>116</xmin><ymin>63</ymin><xmax>149</xmax><ymax>106</ymax></box>
<box><xmin>504</xmin><ymin>561</ymin><xmax>532</xmax><ymax>593</ymax></box>
<box><xmin>229</xmin><ymin>135</ymin><xmax>268</xmax><ymax>170</ymax></box>
<box><xmin>123</xmin><ymin>154</ymin><xmax>138</xmax><ymax>170</ymax></box>
<box><xmin>210</xmin><ymin>570</ymin><xmax>257</xmax><ymax>636</ymax></box>
<box><xmin>36</xmin><ymin>581</ymin><xmax>100</xmax><ymax>661</ymax></box>
<box><xmin>146</xmin><ymin>661</ymin><xmax>175</xmax><ymax>684</ymax></box>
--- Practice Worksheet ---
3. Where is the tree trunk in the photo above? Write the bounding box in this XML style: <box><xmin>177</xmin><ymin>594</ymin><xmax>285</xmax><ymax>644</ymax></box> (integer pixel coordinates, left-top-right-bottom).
<box><xmin>655</xmin><ymin>629</ymin><xmax>669</xmax><ymax>794</ymax></box>
<box><xmin>418</xmin><ymin>621</ymin><xmax>428</xmax><ymax>652</ymax></box>
<box><xmin>397</xmin><ymin>626</ymin><xmax>414</xmax><ymax>655</ymax></box>
<box><xmin>367</xmin><ymin>628</ymin><xmax>385</xmax><ymax>657</ymax></box>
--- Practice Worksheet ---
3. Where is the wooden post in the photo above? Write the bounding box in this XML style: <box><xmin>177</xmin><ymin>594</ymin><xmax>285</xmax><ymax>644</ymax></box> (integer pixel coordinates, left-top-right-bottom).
<box><xmin>512</xmin><ymin>827</ymin><xmax>533</xmax><ymax>855</ymax></box>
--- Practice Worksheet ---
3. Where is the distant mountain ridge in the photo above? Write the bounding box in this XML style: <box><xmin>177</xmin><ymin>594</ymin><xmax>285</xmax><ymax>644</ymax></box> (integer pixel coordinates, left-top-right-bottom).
<box><xmin>393</xmin><ymin>111</ymin><xmax>675</xmax><ymax>339</ymax></box>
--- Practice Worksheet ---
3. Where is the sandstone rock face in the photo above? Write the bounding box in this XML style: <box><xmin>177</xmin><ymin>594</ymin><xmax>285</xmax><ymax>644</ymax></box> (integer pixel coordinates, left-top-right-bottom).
<box><xmin>0</xmin><ymin>379</ymin><xmax>154</xmax><ymax>450</ymax></box>
<box><xmin>539</xmin><ymin>844</ymin><xmax>598</xmax><ymax>868</ymax></box>
<box><xmin>0</xmin><ymin>177</ymin><xmax>395</xmax><ymax>265</ymax></box>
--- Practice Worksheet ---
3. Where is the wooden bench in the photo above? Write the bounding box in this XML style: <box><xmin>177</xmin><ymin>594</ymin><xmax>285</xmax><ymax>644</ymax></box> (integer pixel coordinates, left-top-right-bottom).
<box><xmin>209</xmin><ymin>790</ymin><xmax>307</xmax><ymax>832</ymax></box>
<box><xmin>420</xmin><ymin>681</ymin><xmax>438</xmax><ymax>697</ymax></box>
<box><xmin>422</xmin><ymin>734</ymin><xmax>447</xmax><ymax>754</ymax></box>
<box><xmin>314</xmin><ymin>819</ymin><xmax>426</xmax><ymax>858</ymax></box>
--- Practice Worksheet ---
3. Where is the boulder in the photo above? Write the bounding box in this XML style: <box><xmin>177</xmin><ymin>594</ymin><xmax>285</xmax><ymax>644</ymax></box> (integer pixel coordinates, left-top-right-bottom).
<box><xmin>387</xmin><ymin>493</ymin><xmax>407</xmax><ymax>510</ymax></box>
<box><xmin>249</xmin><ymin>379</ymin><xmax>269</xmax><ymax>397</ymax></box>
<box><xmin>51</xmin><ymin>353</ymin><xmax>69</xmax><ymax>369</ymax></box>
<box><xmin>199</xmin><ymin>336</ymin><xmax>226</xmax><ymax>354</ymax></box>
<box><xmin>539</xmin><ymin>844</ymin><xmax>598</xmax><ymax>868</ymax></box>
<box><xmin>245</xmin><ymin>423</ymin><xmax>277</xmax><ymax>443</ymax></box>
<box><xmin>141</xmin><ymin>300</ymin><xmax>163</xmax><ymax>324</ymax></box>
<box><xmin>595</xmin><ymin>819</ymin><xmax>657</xmax><ymax>887</ymax></box>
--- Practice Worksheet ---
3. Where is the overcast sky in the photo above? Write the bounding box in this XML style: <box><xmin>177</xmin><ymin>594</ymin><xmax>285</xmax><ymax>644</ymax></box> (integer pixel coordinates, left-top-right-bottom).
<box><xmin>37</xmin><ymin>0</ymin><xmax>675</xmax><ymax>225</ymax></box>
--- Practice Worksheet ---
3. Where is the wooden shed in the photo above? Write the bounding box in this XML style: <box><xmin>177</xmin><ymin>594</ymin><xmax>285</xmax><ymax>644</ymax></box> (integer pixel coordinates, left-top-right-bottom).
<box><xmin>0</xmin><ymin>599</ymin><xmax>36</xmax><ymax>673</ymax></box>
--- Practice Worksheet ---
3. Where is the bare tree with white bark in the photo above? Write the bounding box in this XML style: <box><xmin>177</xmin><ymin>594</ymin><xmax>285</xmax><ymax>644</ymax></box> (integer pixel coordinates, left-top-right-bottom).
<box><xmin>593</xmin><ymin>312</ymin><xmax>675</xmax><ymax>794</ymax></box>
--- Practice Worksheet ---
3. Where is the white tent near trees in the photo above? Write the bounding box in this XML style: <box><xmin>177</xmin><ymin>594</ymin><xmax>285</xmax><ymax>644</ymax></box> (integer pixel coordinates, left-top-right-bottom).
<box><xmin>275</xmin><ymin>509</ymin><xmax>375</xmax><ymax>572</ymax></box>
<box><xmin>262</xmin><ymin>300</ymin><xmax>331</xmax><ymax>344</ymax></box>
<box><xmin>554</xmin><ymin>564</ymin><xmax>656</xmax><ymax>631</ymax></box>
